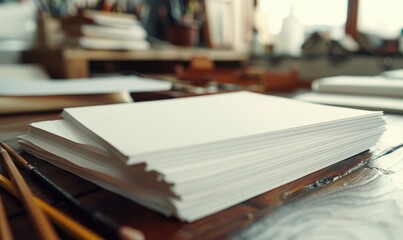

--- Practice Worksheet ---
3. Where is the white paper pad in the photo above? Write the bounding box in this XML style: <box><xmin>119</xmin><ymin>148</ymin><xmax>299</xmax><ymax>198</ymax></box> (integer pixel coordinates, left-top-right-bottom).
<box><xmin>19</xmin><ymin>91</ymin><xmax>385</xmax><ymax>222</ymax></box>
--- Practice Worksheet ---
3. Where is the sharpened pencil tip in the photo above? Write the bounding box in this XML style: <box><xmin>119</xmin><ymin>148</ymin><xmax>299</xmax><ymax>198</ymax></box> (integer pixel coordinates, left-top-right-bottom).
<box><xmin>119</xmin><ymin>226</ymin><xmax>145</xmax><ymax>240</ymax></box>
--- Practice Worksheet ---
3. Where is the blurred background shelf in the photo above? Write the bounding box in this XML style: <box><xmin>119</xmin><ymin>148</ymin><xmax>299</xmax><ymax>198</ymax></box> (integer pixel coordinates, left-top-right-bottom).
<box><xmin>21</xmin><ymin>47</ymin><xmax>249</xmax><ymax>78</ymax></box>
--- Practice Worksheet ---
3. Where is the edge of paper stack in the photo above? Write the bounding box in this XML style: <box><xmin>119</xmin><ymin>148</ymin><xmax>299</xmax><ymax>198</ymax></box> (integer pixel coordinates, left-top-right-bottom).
<box><xmin>18</xmin><ymin>91</ymin><xmax>385</xmax><ymax>222</ymax></box>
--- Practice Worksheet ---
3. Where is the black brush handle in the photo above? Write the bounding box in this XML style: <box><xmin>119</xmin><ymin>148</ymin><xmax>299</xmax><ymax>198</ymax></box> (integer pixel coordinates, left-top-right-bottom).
<box><xmin>0</xmin><ymin>142</ymin><xmax>132</xmax><ymax>239</ymax></box>
<box><xmin>29</xmin><ymin>167</ymin><xmax>120</xmax><ymax>237</ymax></box>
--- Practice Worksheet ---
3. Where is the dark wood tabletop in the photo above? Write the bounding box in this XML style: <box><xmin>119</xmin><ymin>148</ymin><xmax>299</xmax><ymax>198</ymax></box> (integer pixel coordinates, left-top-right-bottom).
<box><xmin>1</xmin><ymin>99</ymin><xmax>403</xmax><ymax>239</ymax></box>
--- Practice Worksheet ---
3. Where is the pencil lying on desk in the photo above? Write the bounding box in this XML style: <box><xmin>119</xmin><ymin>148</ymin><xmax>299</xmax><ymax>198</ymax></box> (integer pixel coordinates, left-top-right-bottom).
<box><xmin>0</xmin><ymin>142</ymin><xmax>145</xmax><ymax>240</ymax></box>
<box><xmin>0</xmin><ymin>174</ymin><xmax>102</xmax><ymax>240</ymax></box>
<box><xmin>0</xmin><ymin>193</ymin><xmax>13</xmax><ymax>240</ymax></box>
<box><xmin>0</xmin><ymin>146</ymin><xmax>59</xmax><ymax>240</ymax></box>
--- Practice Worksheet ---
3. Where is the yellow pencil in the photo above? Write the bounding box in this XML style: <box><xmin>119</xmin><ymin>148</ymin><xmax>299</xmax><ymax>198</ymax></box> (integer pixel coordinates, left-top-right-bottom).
<box><xmin>0</xmin><ymin>193</ymin><xmax>13</xmax><ymax>240</ymax></box>
<box><xmin>0</xmin><ymin>175</ymin><xmax>103</xmax><ymax>240</ymax></box>
<box><xmin>0</xmin><ymin>142</ymin><xmax>144</xmax><ymax>240</ymax></box>
<box><xmin>1</xmin><ymin>146</ymin><xmax>60</xmax><ymax>239</ymax></box>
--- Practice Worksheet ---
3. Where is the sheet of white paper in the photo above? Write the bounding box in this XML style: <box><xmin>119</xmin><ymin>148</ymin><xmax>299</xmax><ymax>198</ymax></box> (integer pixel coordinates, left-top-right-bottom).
<box><xmin>382</xmin><ymin>69</ymin><xmax>403</xmax><ymax>79</ymax></box>
<box><xmin>62</xmin><ymin>91</ymin><xmax>382</xmax><ymax>162</ymax></box>
<box><xmin>296</xmin><ymin>92</ymin><xmax>403</xmax><ymax>113</ymax></box>
<box><xmin>0</xmin><ymin>64</ymin><xmax>49</xmax><ymax>80</ymax></box>
<box><xmin>18</xmin><ymin>137</ymin><xmax>174</xmax><ymax>216</ymax></box>
<box><xmin>0</xmin><ymin>75</ymin><xmax>171</xmax><ymax>96</ymax></box>
<box><xmin>312</xmin><ymin>75</ymin><xmax>403</xmax><ymax>97</ymax></box>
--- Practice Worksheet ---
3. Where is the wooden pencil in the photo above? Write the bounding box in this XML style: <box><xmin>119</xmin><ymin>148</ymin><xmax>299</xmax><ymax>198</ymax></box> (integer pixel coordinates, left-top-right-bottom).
<box><xmin>0</xmin><ymin>142</ymin><xmax>145</xmax><ymax>240</ymax></box>
<box><xmin>0</xmin><ymin>174</ymin><xmax>102</xmax><ymax>240</ymax></box>
<box><xmin>0</xmin><ymin>194</ymin><xmax>13</xmax><ymax>240</ymax></box>
<box><xmin>0</xmin><ymin>147</ymin><xmax>59</xmax><ymax>240</ymax></box>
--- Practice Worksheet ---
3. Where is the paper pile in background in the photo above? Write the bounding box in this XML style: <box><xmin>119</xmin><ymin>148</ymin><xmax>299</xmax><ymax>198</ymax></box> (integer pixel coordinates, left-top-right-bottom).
<box><xmin>19</xmin><ymin>91</ymin><xmax>385</xmax><ymax>222</ymax></box>
<box><xmin>0</xmin><ymin>75</ymin><xmax>172</xmax><ymax>114</ymax></box>
<box><xmin>79</xmin><ymin>10</ymin><xmax>149</xmax><ymax>50</ymax></box>
<box><xmin>0</xmin><ymin>64</ymin><xmax>49</xmax><ymax>80</ymax></box>
<box><xmin>295</xmin><ymin>75</ymin><xmax>403</xmax><ymax>113</ymax></box>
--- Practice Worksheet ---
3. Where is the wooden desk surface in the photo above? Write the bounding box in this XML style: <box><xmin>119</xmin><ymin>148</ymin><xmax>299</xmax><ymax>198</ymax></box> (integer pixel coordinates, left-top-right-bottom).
<box><xmin>1</xmin><ymin>107</ymin><xmax>403</xmax><ymax>239</ymax></box>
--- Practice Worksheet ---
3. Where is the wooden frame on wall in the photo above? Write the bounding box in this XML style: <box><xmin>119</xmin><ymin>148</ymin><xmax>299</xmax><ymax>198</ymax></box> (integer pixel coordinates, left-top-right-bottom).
<box><xmin>345</xmin><ymin>0</ymin><xmax>359</xmax><ymax>37</ymax></box>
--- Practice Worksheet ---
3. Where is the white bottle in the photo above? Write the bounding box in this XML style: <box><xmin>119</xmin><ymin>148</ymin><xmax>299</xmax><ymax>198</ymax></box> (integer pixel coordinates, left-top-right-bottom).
<box><xmin>274</xmin><ymin>7</ymin><xmax>304</xmax><ymax>57</ymax></box>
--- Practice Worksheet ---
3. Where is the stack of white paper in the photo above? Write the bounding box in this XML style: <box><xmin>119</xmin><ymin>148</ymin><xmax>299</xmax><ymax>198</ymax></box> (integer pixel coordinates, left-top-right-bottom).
<box><xmin>311</xmin><ymin>76</ymin><xmax>403</xmax><ymax>97</ymax></box>
<box><xmin>19</xmin><ymin>91</ymin><xmax>385</xmax><ymax>221</ymax></box>
<box><xmin>0</xmin><ymin>75</ymin><xmax>172</xmax><ymax>96</ymax></box>
<box><xmin>0</xmin><ymin>75</ymin><xmax>172</xmax><ymax>114</ymax></box>
<box><xmin>296</xmin><ymin>76</ymin><xmax>403</xmax><ymax>113</ymax></box>
<box><xmin>79</xmin><ymin>11</ymin><xmax>149</xmax><ymax>50</ymax></box>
